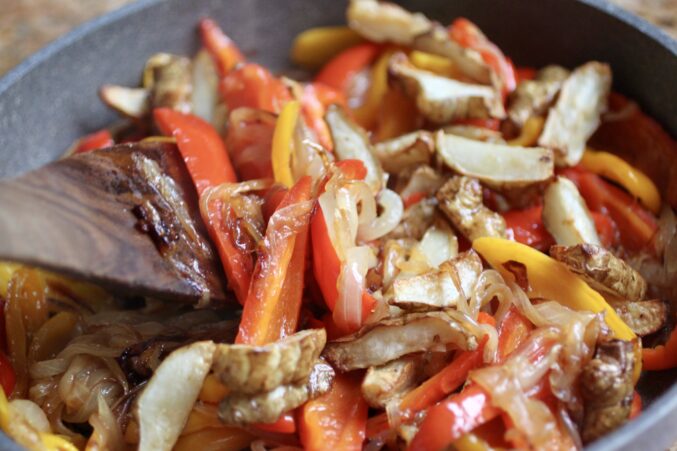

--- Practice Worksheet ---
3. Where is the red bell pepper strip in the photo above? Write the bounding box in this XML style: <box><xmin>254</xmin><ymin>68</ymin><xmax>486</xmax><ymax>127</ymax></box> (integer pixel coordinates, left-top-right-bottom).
<box><xmin>0</xmin><ymin>352</ymin><xmax>15</xmax><ymax>397</ymax></box>
<box><xmin>315</xmin><ymin>43</ymin><xmax>380</xmax><ymax>94</ymax></box>
<box><xmin>236</xmin><ymin>176</ymin><xmax>313</xmax><ymax>345</ymax></box>
<box><xmin>299</xmin><ymin>372</ymin><xmax>368</xmax><ymax>451</ymax></box>
<box><xmin>225</xmin><ymin>107</ymin><xmax>277</xmax><ymax>181</ymax></box>
<box><xmin>262</xmin><ymin>184</ymin><xmax>288</xmax><ymax>224</ymax></box>
<box><xmin>448</xmin><ymin>18</ymin><xmax>516</xmax><ymax>99</ymax></box>
<box><xmin>451</xmin><ymin>118</ymin><xmax>501</xmax><ymax>132</ymax></box>
<box><xmin>643</xmin><ymin>325</ymin><xmax>677</xmax><ymax>370</ymax></box>
<box><xmin>403</xmin><ymin>191</ymin><xmax>427</xmax><ymax>209</ymax></box>
<box><xmin>515</xmin><ymin>66</ymin><xmax>537</xmax><ymax>83</ymax></box>
<box><xmin>301</xmin><ymin>83</ymin><xmax>346</xmax><ymax>151</ymax></box>
<box><xmin>591</xmin><ymin>211</ymin><xmax>619</xmax><ymax>249</ymax></box>
<box><xmin>220</xmin><ymin>63</ymin><xmax>291</xmax><ymax>114</ymax></box>
<box><xmin>503</xmin><ymin>205</ymin><xmax>555</xmax><ymax>252</ymax></box>
<box><xmin>311</xmin><ymin>160</ymin><xmax>367</xmax><ymax>312</ymax></box>
<box><xmin>73</xmin><ymin>129</ymin><xmax>114</xmax><ymax>154</ymax></box>
<box><xmin>561</xmin><ymin>167</ymin><xmax>658</xmax><ymax>252</ymax></box>
<box><xmin>496</xmin><ymin>307</ymin><xmax>533</xmax><ymax>364</ymax></box>
<box><xmin>400</xmin><ymin>313</ymin><xmax>496</xmax><ymax>416</ymax></box>
<box><xmin>255</xmin><ymin>412</ymin><xmax>296</xmax><ymax>434</ymax></box>
<box><xmin>154</xmin><ymin>108</ymin><xmax>237</xmax><ymax>193</ymax></box>
<box><xmin>154</xmin><ymin>109</ymin><xmax>254</xmax><ymax>303</ymax></box>
<box><xmin>199</xmin><ymin>18</ymin><xmax>245</xmax><ymax>76</ymax></box>
<box><xmin>408</xmin><ymin>384</ymin><xmax>500</xmax><ymax>451</ymax></box>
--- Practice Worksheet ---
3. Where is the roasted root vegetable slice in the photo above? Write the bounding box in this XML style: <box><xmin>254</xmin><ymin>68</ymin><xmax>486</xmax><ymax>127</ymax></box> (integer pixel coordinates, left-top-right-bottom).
<box><xmin>326</xmin><ymin>104</ymin><xmax>384</xmax><ymax>192</ymax></box>
<box><xmin>146</xmin><ymin>53</ymin><xmax>193</xmax><ymax>113</ymax></box>
<box><xmin>389</xmin><ymin>53</ymin><xmax>504</xmax><ymax>123</ymax></box>
<box><xmin>361</xmin><ymin>356</ymin><xmax>420</xmax><ymax>408</ymax></box>
<box><xmin>538</xmin><ymin>62</ymin><xmax>611</xmax><ymax>167</ymax></box>
<box><xmin>323</xmin><ymin>310</ymin><xmax>481</xmax><ymax>371</ymax></box>
<box><xmin>508</xmin><ymin>65</ymin><xmax>569</xmax><ymax>127</ymax></box>
<box><xmin>436</xmin><ymin>176</ymin><xmax>507</xmax><ymax>241</ymax></box>
<box><xmin>542</xmin><ymin>176</ymin><xmax>601</xmax><ymax>246</ymax></box>
<box><xmin>550</xmin><ymin>243</ymin><xmax>647</xmax><ymax>301</ymax></box>
<box><xmin>436</xmin><ymin>132</ymin><xmax>554</xmax><ymax>189</ymax></box>
<box><xmin>218</xmin><ymin>360</ymin><xmax>334</xmax><ymax>426</ymax></box>
<box><xmin>580</xmin><ymin>339</ymin><xmax>635</xmax><ymax>443</ymax></box>
<box><xmin>137</xmin><ymin>341</ymin><xmax>216</xmax><ymax>451</ymax></box>
<box><xmin>373</xmin><ymin>131</ymin><xmax>434</xmax><ymax>173</ymax></box>
<box><xmin>610</xmin><ymin>299</ymin><xmax>667</xmax><ymax>337</ymax></box>
<box><xmin>346</xmin><ymin>0</ymin><xmax>431</xmax><ymax>46</ymax></box>
<box><xmin>396</xmin><ymin>165</ymin><xmax>443</xmax><ymax>201</ymax></box>
<box><xmin>99</xmin><ymin>85</ymin><xmax>150</xmax><ymax>120</ymax></box>
<box><xmin>392</xmin><ymin>250</ymin><xmax>482</xmax><ymax>311</ymax></box>
<box><xmin>212</xmin><ymin>329</ymin><xmax>327</xmax><ymax>394</ymax></box>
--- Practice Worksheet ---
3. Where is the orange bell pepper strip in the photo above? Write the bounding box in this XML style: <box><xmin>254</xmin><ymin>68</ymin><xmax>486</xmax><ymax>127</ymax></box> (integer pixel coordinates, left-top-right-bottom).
<box><xmin>590</xmin><ymin>211</ymin><xmax>619</xmax><ymax>249</ymax></box>
<box><xmin>496</xmin><ymin>308</ymin><xmax>533</xmax><ymax>364</ymax></box>
<box><xmin>515</xmin><ymin>66</ymin><xmax>537</xmax><ymax>83</ymax></box>
<box><xmin>262</xmin><ymin>184</ymin><xmax>288</xmax><ymax>224</ymax></box>
<box><xmin>502</xmin><ymin>205</ymin><xmax>555</xmax><ymax>253</ymax></box>
<box><xmin>448</xmin><ymin>18</ymin><xmax>516</xmax><ymax>99</ymax></box>
<box><xmin>236</xmin><ymin>176</ymin><xmax>313</xmax><ymax>345</ymax></box>
<box><xmin>353</xmin><ymin>49</ymin><xmax>394</xmax><ymax>130</ymax></box>
<box><xmin>315</xmin><ymin>43</ymin><xmax>380</xmax><ymax>94</ymax></box>
<box><xmin>452</xmin><ymin>118</ymin><xmax>501</xmax><ymax>132</ymax></box>
<box><xmin>154</xmin><ymin>108</ymin><xmax>238</xmax><ymax>192</ymax></box>
<box><xmin>375</xmin><ymin>86</ymin><xmax>419</xmax><ymax>141</ymax></box>
<box><xmin>73</xmin><ymin>129</ymin><xmax>114</xmax><ymax>154</ymax></box>
<box><xmin>299</xmin><ymin>372</ymin><xmax>368</xmax><ymax>451</ymax></box>
<box><xmin>561</xmin><ymin>167</ymin><xmax>658</xmax><ymax>253</ymax></box>
<box><xmin>255</xmin><ymin>412</ymin><xmax>296</xmax><ymax>434</ymax></box>
<box><xmin>220</xmin><ymin>63</ymin><xmax>291</xmax><ymax>114</ymax></box>
<box><xmin>225</xmin><ymin>107</ymin><xmax>277</xmax><ymax>181</ymax></box>
<box><xmin>199</xmin><ymin>18</ymin><xmax>245</xmax><ymax>76</ymax></box>
<box><xmin>643</xmin><ymin>325</ymin><xmax>677</xmax><ymax>370</ymax></box>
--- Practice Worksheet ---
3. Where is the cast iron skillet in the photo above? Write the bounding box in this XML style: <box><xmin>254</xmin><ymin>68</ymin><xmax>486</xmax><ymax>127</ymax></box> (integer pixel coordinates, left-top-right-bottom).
<box><xmin>0</xmin><ymin>0</ymin><xmax>675</xmax><ymax>449</ymax></box>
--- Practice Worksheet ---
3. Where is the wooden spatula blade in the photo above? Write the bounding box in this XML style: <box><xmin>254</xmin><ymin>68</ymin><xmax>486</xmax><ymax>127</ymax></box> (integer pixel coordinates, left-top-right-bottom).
<box><xmin>0</xmin><ymin>142</ymin><xmax>230</xmax><ymax>304</ymax></box>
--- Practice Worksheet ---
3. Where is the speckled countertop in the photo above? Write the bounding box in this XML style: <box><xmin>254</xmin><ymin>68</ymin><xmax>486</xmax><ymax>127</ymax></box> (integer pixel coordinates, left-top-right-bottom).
<box><xmin>1</xmin><ymin>0</ymin><xmax>676</xmax><ymax>76</ymax></box>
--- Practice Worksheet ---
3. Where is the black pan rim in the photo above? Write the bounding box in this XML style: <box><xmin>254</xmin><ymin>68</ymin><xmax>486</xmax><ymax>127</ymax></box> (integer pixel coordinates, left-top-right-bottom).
<box><xmin>0</xmin><ymin>0</ymin><xmax>675</xmax><ymax>449</ymax></box>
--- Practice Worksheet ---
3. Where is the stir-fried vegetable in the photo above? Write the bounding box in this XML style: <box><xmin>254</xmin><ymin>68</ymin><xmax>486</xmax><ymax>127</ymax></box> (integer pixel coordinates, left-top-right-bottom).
<box><xmin>6</xmin><ymin>3</ymin><xmax>677</xmax><ymax>450</ymax></box>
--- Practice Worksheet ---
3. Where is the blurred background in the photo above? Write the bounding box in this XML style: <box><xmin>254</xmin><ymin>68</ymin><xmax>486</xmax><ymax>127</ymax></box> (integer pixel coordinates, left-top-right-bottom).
<box><xmin>1</xmin><ymin>0</ymin><xmax>675</xmax><ymax>76</ymax></box>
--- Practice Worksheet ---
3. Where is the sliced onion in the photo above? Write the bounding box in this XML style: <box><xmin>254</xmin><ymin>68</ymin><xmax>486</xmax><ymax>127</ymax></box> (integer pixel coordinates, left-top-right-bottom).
<box><xmin>334</xmin><ymin>246</ymin><xmax>377</xmax><ymax>332</ymax></box>
<box><xmin>358</xmin><ymin>189</ymin><xmax>404</xmax><ymax>242</ymax></box>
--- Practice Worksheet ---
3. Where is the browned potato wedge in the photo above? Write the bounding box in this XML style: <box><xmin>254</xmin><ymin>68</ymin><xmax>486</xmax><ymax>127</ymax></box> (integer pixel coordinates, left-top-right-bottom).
<box><xmin>148</xmin><ymin>53</ymin><xmax>193</xmax><ymax>113</ymax></box>
<box><xmin>436</xmin><ymin>132</ymin><xmax>554</xmax><ymax>189</ymax></box>
<box><xmin>392</xmin><ymin>250</ymin><xmax>482</xmax><ymax>311</ymax></box>
<box><xmin>374</xmin><ymin>131</ymin><xmax>434</xmax><ymax>173</ymax></box>
<box><xmin>538</xmin><ymin>62</ymin><xmax>611</xmax><ymax>167</ymax></box>
<box><xmin>137</xmin><ymin>341</ymin><xmax>216</xmax><ymax>451</ymax></box>
<box><xmin>99</xmin><ymin>85</ymin><xmax>150</xmax><ymax>120</ymax></box>
<box><xmin>389</xmin><ymin>53</ymin><xmax>504</xmax><ymax>123</ymax></box>
<box><xmin>550</xmin><ymin>244</ymin><xmax>647</xmax><ymax>301</ymax></box>
<box><xmin>347</xmin><ymin>0</ymin><xmax>432</xmax><ymax>45</ymax></box>
<box><xmin>397</xmin><ymin>165</ymin><xmax>444</xmax><ymax>201</ymax></box>
<box><xmin>323</xmin><ymin>310</ymin><xmax>480</xmax><ymax>371</ymax></box>
<box><xmin>543</xmin><ymin>177</ymin><xmax>601</xmax><ymax>246</ymax></box>
<box><xmin>385</xmin><ymin>197</ymin><xmax>437</xmax><ymax>241</ymax></box>
<box><xmin>580</xmin><ymin>340</ymin><xmax>634</xmax><ymax>443</ymax></box>
<box><xmin>609</xmin><ymin>299</ymin><xmax>668</xmax><ymax>336</ymax></box>
<box><xmin>443</xmin><ymin>124</ymin><xmax>505</xmax><ymax>143</ymax></box>
<box><xmin>508</xmin><ymin>65</ymin><xmax>569</xmax><ymax>127</ymax></box>
<box><xmin>218</xmin><ymin>360</ymin><xmax>334</xmax><ymax>426</ymax></box>
<box><xmin>212</xmin><ymin>329</ymin><xmax>326</xmax><ymax>394</ymax></box>
<box><xmin>436</xmin><ymin>176</ymin><xmax>507</xmax><ymax>241</ymax></box>
<box><xmin>362</xmin><ymin>356</ymin><xmax>420</xmax><ymax>408</ymax></box>
<box><xmin>326</xmin><ymin>104</ymin><xmax>384</xmax><ymax>192</ymax></box>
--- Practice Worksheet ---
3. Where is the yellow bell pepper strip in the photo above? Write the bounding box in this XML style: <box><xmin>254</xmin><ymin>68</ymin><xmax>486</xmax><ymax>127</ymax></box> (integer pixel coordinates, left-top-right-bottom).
<box><xmin>454</xmin><ymin>433</ymin><xmax>495</xmax><ymax>451</ymax></box>
<box><xmin>199</xmin><ymin>18</ymin><xmax>245</xmax><ymax>76</ymax></box>
<box><xmin>643</xmin><ymin>325</ymin><xmax>677</xmax><ymax>370</ymax></box>
<box><xmin>409</xmin><ymin>50</ymin><xmax>459</xmax><ymax>78</ymax></box>
<box><xmin>198</xmin><ymin>374</ymin><xmax>230</xmax><ymax>404</ymax></box>
<box><xmin>291</xmin><ymin>26</ymin><xmax>364</xmax><ymax>69</ymax></box>
<box><xmin>272</xmin><ymin>100</ymin><xmax>300</xmax><ymax>188</ymax></box>
<box><xmin>472</xmin><ymin>237</ymin><xmax>641</xmax><ymax>382</ymax></box>
<box><xmin>473</xmin><ymin>237</ymin><xmax>635</xmax><ymax>341</ymax></box>
<box><xmin>507</xmin><ymin>116</ymin><xmax>544</xmax><ymax>147</ymax></box>
<box><xmin>315</xmin><ymin>43</ymin><xmax>380</xmax><ymax>94</ymax></box>
<box><xmin>353</xmin><ymin>49</ymin><xmax>395</xmax><ymax>130</ymax></box>
<box><xmin>580</xmin><ymin>148</ymin><xmax>661</xmax><ymax>214</ymax></box>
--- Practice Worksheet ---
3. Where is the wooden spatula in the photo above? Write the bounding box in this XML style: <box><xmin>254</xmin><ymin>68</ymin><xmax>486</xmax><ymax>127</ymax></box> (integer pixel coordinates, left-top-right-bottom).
<box><xmin>0</xmin><ymin>142</ymin><xmax>230</xmax><ymax>305</ymax></box>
